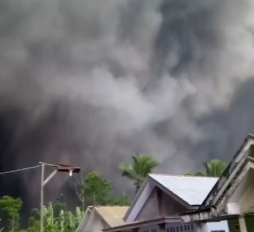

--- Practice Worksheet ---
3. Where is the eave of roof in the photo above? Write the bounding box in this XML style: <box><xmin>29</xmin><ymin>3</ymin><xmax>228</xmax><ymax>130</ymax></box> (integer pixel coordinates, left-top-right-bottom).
<box><xmin>124</xmin><ymin>174</ymin><xmax>218</xmax><ymax>222</ymax></box>
<box><xmin>103</xmin><ymin>216</ymin><xmax>182</xmax><ymax>232</ymax></box>
<box><xmin>148</xmin><ymin>175</ymin><xmax>191</xmax><ymax>208</ymax></box>
<box><xmin>149</xmin><ymin>174</ymin><xmax>218</xmax><ymax>206</ymax></box>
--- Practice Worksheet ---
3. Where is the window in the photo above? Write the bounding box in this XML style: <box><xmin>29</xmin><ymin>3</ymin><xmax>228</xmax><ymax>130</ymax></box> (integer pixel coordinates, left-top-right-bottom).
<box><xmin>211</xmin><ymin>231</ymin><xmax>225</xmax><ymax>232</ymax></box>
<box><xmin>190</xmin><ymin>224</ymin><xmax>194</xmax><ymax>230</ymax></box>
<box><xmin>180</xmin><ymin>226</ymin><xmax>183</xmax><ymax>231</ymax></box>
<box><xmin>234</xmin><ymin>224</ymin><xmax>240</xmax><ymax>232</ymax></box>
<box><xmin>176</xmin><ymin>227</ymin><xmax>179</xmax><ymax>232</ymax></box>
<box><xmin>184</xmin><ymin>225</ymin><xmax>187</xmax><ymax>231</ymax></box>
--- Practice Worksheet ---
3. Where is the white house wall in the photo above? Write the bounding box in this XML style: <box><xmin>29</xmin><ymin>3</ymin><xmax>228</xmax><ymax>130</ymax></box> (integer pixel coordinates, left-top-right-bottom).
<box><xmin>166</xmin><ymin>222</ymin><xmax>229</xmax><ymax>232</ymax></box>
<box><xmin>207</xmin><ymin>221</ymin><xmax>229</xmax><ymax>232</ymax></box>
<box><xmin>166</xmin><ymin>222</ymin><xmax>196</xmax><ymax>232</ymax></box>
<box><xmin>227</xmin><ymin>166</ymin><xmax>254</xmax><ymax>214</ymax></box>
<box><xmin>238</xmin><ymin>169</ymin><xmax>254</xmax><ymax>213</ymax></box>
<box><xmin>137</xmin><ymin>222</ymin><xmax>229</xmax><ymax>232</ymax></box>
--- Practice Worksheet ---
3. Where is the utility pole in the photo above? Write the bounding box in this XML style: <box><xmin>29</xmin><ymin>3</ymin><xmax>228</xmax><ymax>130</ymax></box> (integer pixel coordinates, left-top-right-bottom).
<box><xmin>39</xmin><ymin>162</ymin><xmax>80</xmax><ymax>232</ymax></box>
<box><xmin>40</xmin><ymin>163</ymin><xmax>45</xmax><ymax>232</ymax></box>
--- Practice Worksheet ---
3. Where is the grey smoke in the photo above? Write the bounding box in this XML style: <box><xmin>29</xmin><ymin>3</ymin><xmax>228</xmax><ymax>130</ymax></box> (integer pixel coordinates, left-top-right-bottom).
<box><xmin>1</xmin><ymin>0</ymin><xmax>254</xmax><ymax>207</ymax></box>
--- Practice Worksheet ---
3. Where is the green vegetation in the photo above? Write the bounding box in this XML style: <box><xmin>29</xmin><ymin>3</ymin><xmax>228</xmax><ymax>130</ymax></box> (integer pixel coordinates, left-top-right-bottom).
<box><xmin>0</xmin><ymin>156</ymin><xmax>227</xmax><ymax>231</ymax></box>
<box><xmin>0</xmin><ymin>196</ymin><xmax>22</xmax><ymax>231</ymax></box>
<box><xmin>120</xmin><ymin>154</ymin><xmax>159</xmax><ymax>192</ymax></box>
<box><xmin>73</xmin><ymin>171</ymin><xmax>130</xmax><ymax>209</ymax></box>
<box><xmin>185</xmin><ymin>159</ymin><xmax>227</xmax><ymax>177</ymax></box>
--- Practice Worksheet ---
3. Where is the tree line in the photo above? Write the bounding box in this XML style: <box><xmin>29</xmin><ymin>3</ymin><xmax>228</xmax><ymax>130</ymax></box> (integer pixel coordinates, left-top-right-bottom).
<box><xmin>0</xmin><ymin>155</ymin><xmax>227</xmax><ymax>232</ymax></box>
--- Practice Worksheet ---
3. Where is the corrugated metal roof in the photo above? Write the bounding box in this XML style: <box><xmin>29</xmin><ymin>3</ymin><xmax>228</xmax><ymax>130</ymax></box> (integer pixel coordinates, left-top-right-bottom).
<box><xmin>95</xmin><ymin>206</ymin><xmax>128</xmax><ymax>227</ymax></box>
<box><xmin>149</xmin><ymin>174</ymin><xmax>218</xmax><ymax>205</ymax></box>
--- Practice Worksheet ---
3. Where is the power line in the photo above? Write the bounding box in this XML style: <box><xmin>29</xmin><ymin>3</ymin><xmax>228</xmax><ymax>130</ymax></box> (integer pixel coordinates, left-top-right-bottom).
<box><xmin>0</xmin><ymin>164</ymin><xmax>41</xmax><ymax>175</ymax></box>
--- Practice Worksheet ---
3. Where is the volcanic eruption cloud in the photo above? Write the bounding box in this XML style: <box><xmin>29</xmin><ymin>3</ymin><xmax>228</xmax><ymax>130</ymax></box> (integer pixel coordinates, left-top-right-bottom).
<box><xmin>1</xmin><ymin>0</ymin><xmax>254</xmax><ymax>205</ymax></box>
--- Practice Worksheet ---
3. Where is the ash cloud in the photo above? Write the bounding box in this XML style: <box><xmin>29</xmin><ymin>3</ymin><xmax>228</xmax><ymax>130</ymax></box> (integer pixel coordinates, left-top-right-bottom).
<box><xmin>0</xmin><ymin>0</ymin><xmax>254</xmax><ymax>209</ymax></box>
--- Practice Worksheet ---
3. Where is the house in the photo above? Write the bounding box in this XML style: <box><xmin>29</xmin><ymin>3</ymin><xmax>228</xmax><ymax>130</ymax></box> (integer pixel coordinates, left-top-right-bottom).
<box><xmin>76</xmin><ymin>206</ymin><xmax>128</xmax><ymax>232</ymax></box>
<box><xmin>181</xmin><ymin>134</ymin><xmax>254</xmax><ymax>232</ymax></box>
<box><xmin>104</xmin><ymin>174</ymin><xmax>229</xmax><ymax>232</ymax></box>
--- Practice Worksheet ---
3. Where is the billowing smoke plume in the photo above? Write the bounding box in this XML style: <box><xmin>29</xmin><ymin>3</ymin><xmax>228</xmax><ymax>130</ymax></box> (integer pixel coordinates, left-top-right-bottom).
<box><xmin>1</xmin><ymin>0</ymin><xmax>254</xmax><ymax>209</ymax></box>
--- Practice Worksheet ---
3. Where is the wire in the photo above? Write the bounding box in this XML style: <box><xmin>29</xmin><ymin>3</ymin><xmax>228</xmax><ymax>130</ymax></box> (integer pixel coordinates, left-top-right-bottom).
<box><xmin>0</xmin><ymin>164</ymin><xmax>41</xmax><ymax>175</ymax></box>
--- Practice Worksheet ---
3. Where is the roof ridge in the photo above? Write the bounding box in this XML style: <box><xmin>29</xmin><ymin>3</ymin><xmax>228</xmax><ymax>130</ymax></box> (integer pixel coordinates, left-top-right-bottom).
<box><xmin>149</xmin><ymin>173</ymin><xmax>218</xmax><ymax>178</ymax></box>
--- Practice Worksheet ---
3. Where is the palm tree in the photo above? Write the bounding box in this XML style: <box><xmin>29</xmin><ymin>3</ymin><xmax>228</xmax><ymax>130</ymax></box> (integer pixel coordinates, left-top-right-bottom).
<box><xmin>120</xmin><ymin>154</ymin><xmax>159</xmax><ymax>193</ymax></box>
<box><xmin>185</xmin><ymin>159</ymin><xmax>227</xmax><ymax>177</ymax></box>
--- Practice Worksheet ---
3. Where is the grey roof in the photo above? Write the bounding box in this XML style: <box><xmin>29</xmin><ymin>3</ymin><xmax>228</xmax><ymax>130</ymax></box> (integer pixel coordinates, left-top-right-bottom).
<box><xmin>149</xmin><ymin>174</ymin><xmax>218</xmax><ymax>205</ymax></box>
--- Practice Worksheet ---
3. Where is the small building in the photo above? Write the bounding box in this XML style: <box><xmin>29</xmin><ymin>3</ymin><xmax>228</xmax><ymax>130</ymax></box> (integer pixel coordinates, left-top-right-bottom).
<box><xmin>75</xmin><ymin>135</ymin><xmax>254</xmax><ymax>232</ymax></box>
<box><xmin>104</xmin><ymin>174</ymin><xmax>229</xmax><ymax>232</ymax></box>
<box><xmin>181</xmin><ymin>134</ymin><xmax>254</xmax><ymax>232</ymax></box>
<box><xmin>76</xmin><ymin>206</ymin><xmax>128</xmax><ymax>232</ymax></box>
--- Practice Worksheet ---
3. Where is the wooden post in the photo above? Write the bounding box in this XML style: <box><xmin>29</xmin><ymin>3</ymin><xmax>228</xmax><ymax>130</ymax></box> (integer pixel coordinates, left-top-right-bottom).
<box><xmin>238</xmin><ymin>215</ymin><xmax>248</xmax><ymax>232</ymax></box>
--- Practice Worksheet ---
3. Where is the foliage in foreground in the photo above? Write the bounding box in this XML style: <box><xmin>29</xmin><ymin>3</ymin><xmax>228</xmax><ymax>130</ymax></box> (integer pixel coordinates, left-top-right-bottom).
<box><xmin>27</xmin><ymin>202</ymin><xmax>84</xmax><ymax>232</ymax></box>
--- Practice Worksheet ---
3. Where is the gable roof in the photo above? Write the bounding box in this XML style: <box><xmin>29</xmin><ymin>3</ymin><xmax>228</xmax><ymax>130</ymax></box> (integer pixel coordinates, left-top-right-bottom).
<box><xmin>95</xmin><ymin>206</ymin><xmax>128</xmax><ymax>227</ymax></box>
<box><xmin>149</xmin><ymin>174</ymin><xmax>218</xmax><ymax>205</ymax></box>
<box><xmin>76</xmin><ymin>206</ymin><xmax>128</xmax><ymax>232</ymax></box>
<box><xmin>199</xmin><ymin>134</ymin><xmax>254</xmax><ymax>209</ymax></box>
<box><xmin>124</xmin><ymin>173</ymin><xmax>218</xmax><ymax>222</ymax></box>
<box><xmin>181</xmin><ymin>134</ymin><xmax>254</xmax><ymax>222</ymax></box>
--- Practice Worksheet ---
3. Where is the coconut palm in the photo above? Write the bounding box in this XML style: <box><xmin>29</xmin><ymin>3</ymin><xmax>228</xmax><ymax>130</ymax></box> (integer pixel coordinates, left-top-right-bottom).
<box><xmin>185</xmin><ymin>159</ymin><xmax>227</xmax><ymax>177</ymax></box>
<box><xmin>120</xmin><ymin>154</ymin><xmax>159</xmax><ymax>193</ymax></box>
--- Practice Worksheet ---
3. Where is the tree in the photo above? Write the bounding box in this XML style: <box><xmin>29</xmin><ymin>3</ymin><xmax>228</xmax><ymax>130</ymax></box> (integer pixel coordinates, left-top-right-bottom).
<box><xmin>107</xmin><ymin>195</ymin><xmax>130</xmax><ymax>206</ymax></box>
<box><xmin>0</xmin><ymin>196</ymin><xmax>22</xmax><ymax>232</ymax></box>
<box><xmin>84</xmin><ymin>171</ymin><xmax>114</xmax><ymax>206</ymax></box>
<box><xmin>74</xmin><ymin>171</ymin><xmax>113</xmax><ymax>207</ymax></box>
<box><xmin>73</xmin><ymin>171</ymin><xmax>130</xmax><ymax>208</ymax></box>
<box><xmin>73</xmin><ymin>176</ymin><xmax>86</xmax><ymax>209</ymax></box>
<box><xmin>120</xmin><ymin>154</ymin><xmax>159</xmax><ymax>193</ymax></box>
<box><xmin>185</xmin><ymin>159</ymin><xmax>227</xmax><ymax>177</ymax></box>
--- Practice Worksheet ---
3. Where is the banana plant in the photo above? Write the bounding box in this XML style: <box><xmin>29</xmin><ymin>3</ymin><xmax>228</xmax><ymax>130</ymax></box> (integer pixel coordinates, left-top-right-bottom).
<box><xmin>27</xmin><ymin>203</ymin><xmax>84</xmax><ymax>232</ymax></box>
